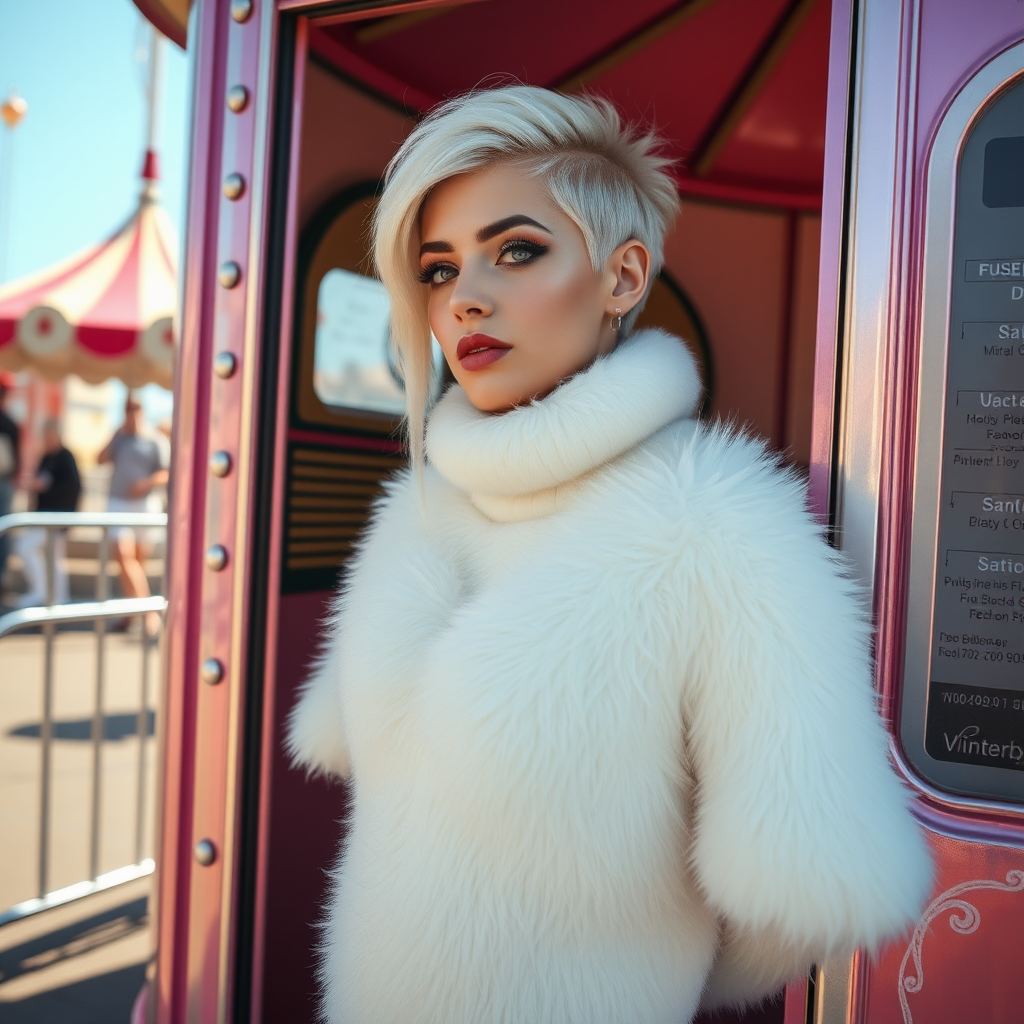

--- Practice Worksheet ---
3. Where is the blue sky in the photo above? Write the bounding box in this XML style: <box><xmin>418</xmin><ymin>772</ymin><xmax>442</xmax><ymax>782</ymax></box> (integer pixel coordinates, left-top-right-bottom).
<box><xmin>0</xmin><ymin>0</ymin><xmax>189</xmax><ymax>282</ymax></box>
<box><xmin>0</xmin><ymin>0</ymin><xmax>190</xmax><ymax>422</ymax></box>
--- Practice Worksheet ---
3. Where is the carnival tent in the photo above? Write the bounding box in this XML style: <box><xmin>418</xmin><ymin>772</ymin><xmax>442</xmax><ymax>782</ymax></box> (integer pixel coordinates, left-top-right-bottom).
<box><xmin>0</xmin><ymin>158</ymin><xmax>177</xmax><ymax>390</ymax></box>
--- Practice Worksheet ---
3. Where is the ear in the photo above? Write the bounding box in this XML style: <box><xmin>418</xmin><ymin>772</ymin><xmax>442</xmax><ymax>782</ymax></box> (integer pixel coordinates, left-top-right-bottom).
<box><xmin>605</xmin><ymin>240</ymin><xmax>652</xmax><ymax>317</ymax></box>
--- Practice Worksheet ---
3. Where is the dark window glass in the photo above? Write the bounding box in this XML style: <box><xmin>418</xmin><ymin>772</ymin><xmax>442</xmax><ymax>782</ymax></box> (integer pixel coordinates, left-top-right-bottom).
<box><xmin>982</xmin><ymin>136</ymin><xmax>1024</xmax><ymax>208</ymax></box>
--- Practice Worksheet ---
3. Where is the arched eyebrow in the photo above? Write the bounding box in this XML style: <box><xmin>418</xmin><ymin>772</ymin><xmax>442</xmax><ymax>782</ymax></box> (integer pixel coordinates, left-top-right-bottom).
<box><xmin>476</xmin><ymin>215</ymin><xmax>551</xmax><ymax>242</ymax></box>
<box><xmin>419</xmin><ymin>215</ymin><xmax>552</xmax><ymax>257</ymax></box>
<box><xmin>419</xmin><ymin>240</ymin><xmax>454</xmax><ymax>256</ymax></box>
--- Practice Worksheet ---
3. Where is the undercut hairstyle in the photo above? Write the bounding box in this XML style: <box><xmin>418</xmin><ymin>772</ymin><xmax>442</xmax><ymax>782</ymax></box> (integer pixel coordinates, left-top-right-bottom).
<box><xmin>372</xmin><ymin>85</ymin><xmax>681</xmax><ymax>468</ymax></box>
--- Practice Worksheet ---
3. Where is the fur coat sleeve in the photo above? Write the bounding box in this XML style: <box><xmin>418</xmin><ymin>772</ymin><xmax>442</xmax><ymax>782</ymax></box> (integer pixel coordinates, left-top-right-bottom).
<box><xmin>285</xmin><ymin>471</ymin><xmax>468</xmax><ymax>781</ymax></box>
<box><xmin>285</xmin><ymin>582</ymin><xmax>352</xmax><ymax>780</ymax></box>
<box><xmin>679</xmin><ymin>430</ymin><xmax>932</xmax><ymax>1009</ymax></box>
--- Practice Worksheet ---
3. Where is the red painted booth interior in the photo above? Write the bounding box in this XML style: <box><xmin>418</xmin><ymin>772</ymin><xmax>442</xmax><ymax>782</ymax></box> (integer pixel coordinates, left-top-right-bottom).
<box><xmin>258</xmin><ymin>2</ymin><xmax>832</xmax><ymax>1021</ymax></box>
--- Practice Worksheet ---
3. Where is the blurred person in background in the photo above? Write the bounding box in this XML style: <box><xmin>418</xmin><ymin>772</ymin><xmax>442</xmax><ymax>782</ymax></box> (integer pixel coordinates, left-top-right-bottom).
<box><xmin>0</xmin><ymin>372</ymin><xmax>20</xmax><ymax>600</ymax></box>
<box><xmin>15</xmin><ymin>419</ymin><xmax>81</xmax><ymax>608</ymax></box>
<box><xmin>98</xmin><ymin>394</ymin><xmax>169</xmax><ymax>634</ymax></box>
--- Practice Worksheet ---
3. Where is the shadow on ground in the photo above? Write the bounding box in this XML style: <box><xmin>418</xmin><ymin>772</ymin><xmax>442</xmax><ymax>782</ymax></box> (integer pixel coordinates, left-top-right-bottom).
<box><xmin>7</xmin><ymin>711</ymin><xmax>155</xmax><ymax>741</ymax></box>
<box><xmin>0</xmin><ymin>895</ymin><xmax>147</xmax><ymax>1023</ymax></box>
<box><xmin>0</xmin><ymin>962</ymin><xmax>146</xmax><ymax>1024</ymax></box>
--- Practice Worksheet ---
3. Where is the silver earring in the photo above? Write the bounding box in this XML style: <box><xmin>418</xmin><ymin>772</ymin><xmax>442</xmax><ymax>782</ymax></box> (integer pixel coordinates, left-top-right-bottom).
<box><xmin>611</xmin><ymin>308</ymin><xmax>622</xmax><ymax>332</ymax></box>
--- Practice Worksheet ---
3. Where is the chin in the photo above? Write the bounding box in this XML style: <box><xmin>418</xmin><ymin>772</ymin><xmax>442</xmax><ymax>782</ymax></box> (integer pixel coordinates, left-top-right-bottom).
<box><xmin>458</xmin><ymin>378</ymin><xmax>530</xmax><ymax>414</ymax></box>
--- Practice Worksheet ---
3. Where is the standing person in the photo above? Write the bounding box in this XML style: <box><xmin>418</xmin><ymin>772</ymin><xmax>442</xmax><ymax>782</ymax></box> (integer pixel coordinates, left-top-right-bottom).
<box><xmin>15</xmin><ymin>419</ymin><xmax>81</xmax><ymax>607</ymax></box>
<box><xmin>286</xmin><ymin>87</ymin><xmax>932</xmax><ymax>1024</ymax></box>
<box><xmin>98</xmin><ymin>395</ymin><xmax>169</xmax><ymax>633</ymax></box>
<box><xmin>0</xmin><ymin>371</ymin><xmax>20</xmax><ymax>599</ymax></box>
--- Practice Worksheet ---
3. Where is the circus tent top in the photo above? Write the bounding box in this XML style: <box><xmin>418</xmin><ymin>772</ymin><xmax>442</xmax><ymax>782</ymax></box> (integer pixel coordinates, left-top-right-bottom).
<box><xmin>0</xmin><ymin>29</ymin><xmax>177</xmax><ymax>390</ymax></box>
<box><xmin>0</xmin><ymin>162</ymin><xmax>177</xmax><ymax>391</ymax></box>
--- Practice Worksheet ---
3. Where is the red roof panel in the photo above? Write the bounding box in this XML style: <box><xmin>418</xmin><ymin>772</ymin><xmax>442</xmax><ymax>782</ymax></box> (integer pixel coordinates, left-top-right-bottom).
<box><xmin>313</xmin><ymin>0</ymin><xmax>831</xmax><ymax>208</ymax></box>
<box><xmin>709</xmin><ymin>0</ymin><xmax>829</xmax><ymax>191</ymax></box>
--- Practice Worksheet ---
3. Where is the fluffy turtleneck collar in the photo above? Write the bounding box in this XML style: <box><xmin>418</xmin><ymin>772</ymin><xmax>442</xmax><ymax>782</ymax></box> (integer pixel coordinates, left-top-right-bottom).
<box><xmin>426</xmin><ymin>328</ymin><xmax>702</xmax><ymax>523</ymax></box>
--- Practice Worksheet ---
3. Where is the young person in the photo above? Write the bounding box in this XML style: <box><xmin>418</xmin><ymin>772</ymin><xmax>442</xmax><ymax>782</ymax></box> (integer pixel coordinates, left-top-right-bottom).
<box><xmin>0</xmin><ymin>372</ymin><xmax>19</xmax><ymax>597</ymax></box>
<box><xmin>15</xmin><ymin>418</ymin><xmax>81</xmax><ymax>607</ymax></box>
<box><xmin>98</xmin><ymin>395</ymin><xmax>169</xmax><ymax>634</ymax></box>
<box><xmin>288</xmin><ymin>86</ymin><xmax>931</xmax><ymax>1024</ymax></box>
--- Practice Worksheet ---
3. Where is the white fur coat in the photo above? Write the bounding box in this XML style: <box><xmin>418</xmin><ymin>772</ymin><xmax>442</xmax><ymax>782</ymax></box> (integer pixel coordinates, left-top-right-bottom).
<box><xmin>287</xmin><ymin>329</ymin><xmax>932</xmax><ymax>1024</ymax></box>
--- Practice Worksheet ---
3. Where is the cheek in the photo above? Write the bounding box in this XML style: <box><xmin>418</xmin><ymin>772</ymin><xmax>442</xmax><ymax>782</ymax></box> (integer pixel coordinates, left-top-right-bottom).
<box><xmin>519</xmin><ymin>264</ymin><xmax>598</xmax><ymax>327</ymax></box>
<box><xmin>425</xmin><ymin>291</ymin><xmax>445</xmax><ymax>333</ymax></box>
<box><xmin>426</xmin><ymin>293</ymin><xmax>458</xmax><ymax>359</ymax></box>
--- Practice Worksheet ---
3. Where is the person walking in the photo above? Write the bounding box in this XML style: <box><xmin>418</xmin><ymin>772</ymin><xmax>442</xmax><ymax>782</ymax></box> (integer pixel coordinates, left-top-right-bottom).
<box><xmin>98</xmin><ymin>395</ymin><xmax>169</xmax><ymax>634</ymax></box>
<box><xmin>0</xmin><ymin>372</ymin><xmax>20</xmax><ymax>601</ymax></box>
<box><xmin>15</xmin><ymin>419</ymin><xmax>81</xmax><ymax>607</ymax></box>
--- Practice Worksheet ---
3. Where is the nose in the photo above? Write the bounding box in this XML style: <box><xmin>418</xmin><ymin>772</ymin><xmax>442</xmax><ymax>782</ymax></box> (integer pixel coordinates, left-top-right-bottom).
<box><xmin>449</xmin><ymin>264</ymin><xmax>493</xmax><ymax>323</ymax></box>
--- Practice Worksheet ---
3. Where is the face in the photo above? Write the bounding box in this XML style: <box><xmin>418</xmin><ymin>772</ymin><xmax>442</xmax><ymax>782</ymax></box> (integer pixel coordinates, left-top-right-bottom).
<box><xmin>44</xmin><ymin>427</ymin><xmax>61</xmax><ymax>452</ymax></box>
<box><xmin>125</xmin><ymin>402</ymin><xmax>142</xmax><ymax>432</ymax></box>
<box><xmin>417</xmin><ymin>162</ymin><xmax>650</xmax><ymax>412</ymax></box>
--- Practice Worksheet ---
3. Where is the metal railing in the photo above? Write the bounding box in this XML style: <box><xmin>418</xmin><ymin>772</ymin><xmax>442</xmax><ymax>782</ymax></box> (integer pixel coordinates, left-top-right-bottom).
<box><xmin>0</xmin><ymin>511</ymin><xmax>167</xmax><ymax>926</ymax></box>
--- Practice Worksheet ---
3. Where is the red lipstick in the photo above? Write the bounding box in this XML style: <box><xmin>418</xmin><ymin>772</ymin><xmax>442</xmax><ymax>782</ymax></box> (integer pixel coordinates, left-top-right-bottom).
<box><xmin>456</xmin><ymin>333</ymin><xmax>512</xmax><ymax>371</ymax></box>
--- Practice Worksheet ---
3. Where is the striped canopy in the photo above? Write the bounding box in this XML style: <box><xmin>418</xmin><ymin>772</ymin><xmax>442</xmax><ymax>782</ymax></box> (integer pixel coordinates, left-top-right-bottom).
<box><xmin>0</xmin><ymin>175</ymin><xmax>178</xmax><ymax>389</ymax></box>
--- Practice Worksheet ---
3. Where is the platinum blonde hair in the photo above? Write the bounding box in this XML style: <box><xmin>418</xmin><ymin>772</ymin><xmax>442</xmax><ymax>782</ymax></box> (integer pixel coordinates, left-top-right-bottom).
<box><xmin>372</xmin><ymin>85</ymin><xmax>680</xmax><ymax>466</ymax></box>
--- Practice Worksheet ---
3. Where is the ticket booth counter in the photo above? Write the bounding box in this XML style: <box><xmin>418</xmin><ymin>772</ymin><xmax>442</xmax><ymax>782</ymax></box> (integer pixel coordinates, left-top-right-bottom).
<box><xmin>142</xmin><ymin>1</ymin><xmax>1024</xmax><ymax>1021</ymax></box>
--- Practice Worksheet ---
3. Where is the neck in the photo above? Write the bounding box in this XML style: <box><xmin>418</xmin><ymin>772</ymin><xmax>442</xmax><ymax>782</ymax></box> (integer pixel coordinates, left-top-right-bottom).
<box><xmin>426</xmin><ymin>328</ymin><xmax>702</xmax><ymax>522</ymax></box>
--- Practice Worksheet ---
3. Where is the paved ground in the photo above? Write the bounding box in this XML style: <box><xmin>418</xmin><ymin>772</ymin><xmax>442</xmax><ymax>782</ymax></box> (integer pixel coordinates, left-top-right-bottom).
<box><xmin>0</xmin><ymin>877</ymin><xmax>150</xmax><ymax>1024</ymax></box>
<box><xmin>0</xmin><ymin>630</ymin><xmax>159</xmax><ymax>918</ymax></box>
<box><xmin>0</xmin><ymin>480</ymin><xmax>162</xmax><ymax>1020</ymax></box>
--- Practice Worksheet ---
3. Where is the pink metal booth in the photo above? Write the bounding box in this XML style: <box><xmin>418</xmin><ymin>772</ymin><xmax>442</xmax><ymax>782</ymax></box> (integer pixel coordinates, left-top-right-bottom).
<box><xmin>135</xmin><ymin>0</ymin><xmax>1024</xmax><ymax>1020</ymax></box>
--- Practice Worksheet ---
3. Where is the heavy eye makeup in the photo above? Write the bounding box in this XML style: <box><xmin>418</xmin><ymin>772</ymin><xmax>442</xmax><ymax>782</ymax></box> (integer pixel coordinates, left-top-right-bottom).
<box><xmin>418</xmin><ymin>237</ymin><xmax>550</xmax><ymax>287</ymax></box>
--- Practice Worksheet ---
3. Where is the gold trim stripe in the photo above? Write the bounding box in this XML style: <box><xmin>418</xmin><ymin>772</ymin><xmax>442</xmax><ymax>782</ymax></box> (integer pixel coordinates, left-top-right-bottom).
<box><xmin>289</xmin><ymin>511</ymin><xmax>366</xmax><ymax>524</ymax></box>
<box><xmin>353</xmin><ymin>7</ymin><xmax>450</xmax><ymax>44</ymax></box>
<box><xmin>291</xmin><ymin>480</ymin><xmax>381</xmax><ymax>496</ymax></box>
<box><xmin>558</xmin><ymin>0</ymin><xmax>720</xmax><ymax>92</ymax></box>
<box><xmin>289</xmin><ymin>494</ymin><xmax>373</xmax><ymax>509</ymax></box>
<box><xmin>287</xmin><ymin>555</ymin><xmax>350</xmax><ymax>570</ymax></box>
<box><xmin>292</xmin><ymin>464</ymin><xmax>389</xmax><ymax>483</ymax></box>
<box><xmin>288</xmin><ymin>525</ymin><xmax>363</xmax><ymax>540</ymax></box>
<box><xmin>293</xmin><ymin>447</ymin><xmax>399</xmax><ymax>471</ymax></box>
<box><xmin>288</xmin><ymin>539</ymin><xmax>355</xmax><ymax>555</ymax></box>
<box><xmin>692</xmin><ymin>0</ymin><xmax>818</xmax><ymax>177</ymax></box>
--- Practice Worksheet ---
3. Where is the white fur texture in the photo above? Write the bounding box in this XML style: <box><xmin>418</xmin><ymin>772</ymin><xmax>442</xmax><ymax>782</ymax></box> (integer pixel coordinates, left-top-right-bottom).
<box><xmin>285</xmin><ymin>592</ymin><xmax>351</xmax><ymax>779</ymax></box>
<box><xmin>287</xmin><ymin>331</ymin><xmax>932</xmax><ymax>1024</ymax></box>
<box><xmin>426</xmin><ymin>329</ymin><xmax>701</xmax><ymax>499</ymax></box>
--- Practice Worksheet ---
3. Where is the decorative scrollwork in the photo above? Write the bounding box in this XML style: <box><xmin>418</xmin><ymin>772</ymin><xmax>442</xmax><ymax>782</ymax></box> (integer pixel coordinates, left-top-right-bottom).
<box><xmin>898</xmin><ymin>870</ymin><xmax>1024</xmax><ymax>1023</ymax></box>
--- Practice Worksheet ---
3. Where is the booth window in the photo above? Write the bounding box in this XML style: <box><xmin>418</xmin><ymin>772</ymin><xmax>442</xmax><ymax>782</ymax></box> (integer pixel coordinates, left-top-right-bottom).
<box><xmin>313</xmin><ymin>268</ymin><xmax>401</xmax><ymax>416</ymax></box>
<box><xmin>295</xmin><ymin>182</ymin><xmax>443</xmax><ymax>431</ymax></box>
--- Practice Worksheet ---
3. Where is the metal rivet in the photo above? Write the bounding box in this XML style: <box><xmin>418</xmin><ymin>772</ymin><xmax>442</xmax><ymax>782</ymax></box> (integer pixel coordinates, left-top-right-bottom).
<box><xmin>213</xmin><ymin>351</ymin><xmax>237</xmax><ymax>379</ymax></box>
<box><xmin>205</xmin><ymin>544</ymin><xmax>228</xmax><ymax>572</ymax></box>
<box><xmin>218</xmin><ymin>261</ymin><xmax>241</xmax><ymax>289</ymax></box>
<box><xmin>222</xmin><ymin>173</ymin><xmax>245</xmax><ymax>201</ymax></box>
<box><xmin>230</xmin><ymin>0</ymin><xmax>252</xmax><ymax>23</ymax></box>
<box><xmin>194</xmin><ymin>839</ymin><xmax>217</xmax><ymax>866</ymax></box>
<box><xmin>226</xmin><ymin>85</ymin><xmax>249</xmax><ymax>113</ymax></box>
<box><xmin>200</xmin><ymin>658</ymin><xmax>224</xmax><ymax>686</ymax></box>
<box><xmin>209</xmin><ymin>450</ymin><xmax>232</xmax><ymax>477</ymax></box>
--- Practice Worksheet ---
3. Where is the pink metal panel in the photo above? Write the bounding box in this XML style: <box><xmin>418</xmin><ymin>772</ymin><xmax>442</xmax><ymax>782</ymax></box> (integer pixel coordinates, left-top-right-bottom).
<box><xmin>155</xmin><ymin>0</ymin><xmax>222</xmax><ymax>1018</ymax></box>
<box><xmin>812</xmin><ymin>1</ymin><xmax>1024</xmax><ymax>1021</ymax></box>
<box><xmin>248</xmin><ymin>15</ymin><xmax>307</xmax><ymax>1023</ymax></box>
<box><xmin>807</xmin><ymin>0</ymin><xmax>853</xmax><ymax>518</ymax></box>
<box><xmin>863</xmin><ymin>2</ymin><xmax>1024</xmax><ymax>789</ymax></box>
<box><xmin>851</xmin><ymin>834</ymin><xmax>1024</xmax><ymax>1024</ymax></box>
<box><xmin>155</xmin><ymin>0</ymin><xmax>282</xmax><ymax>1020</ymax></box>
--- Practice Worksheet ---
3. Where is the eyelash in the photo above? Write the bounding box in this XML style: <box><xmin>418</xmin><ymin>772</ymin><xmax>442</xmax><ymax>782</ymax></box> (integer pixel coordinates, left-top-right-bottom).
<box><xmin>417</xmin><ymin>238</ymin><xmax>550</xmax><ymax>287</ymax></box>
